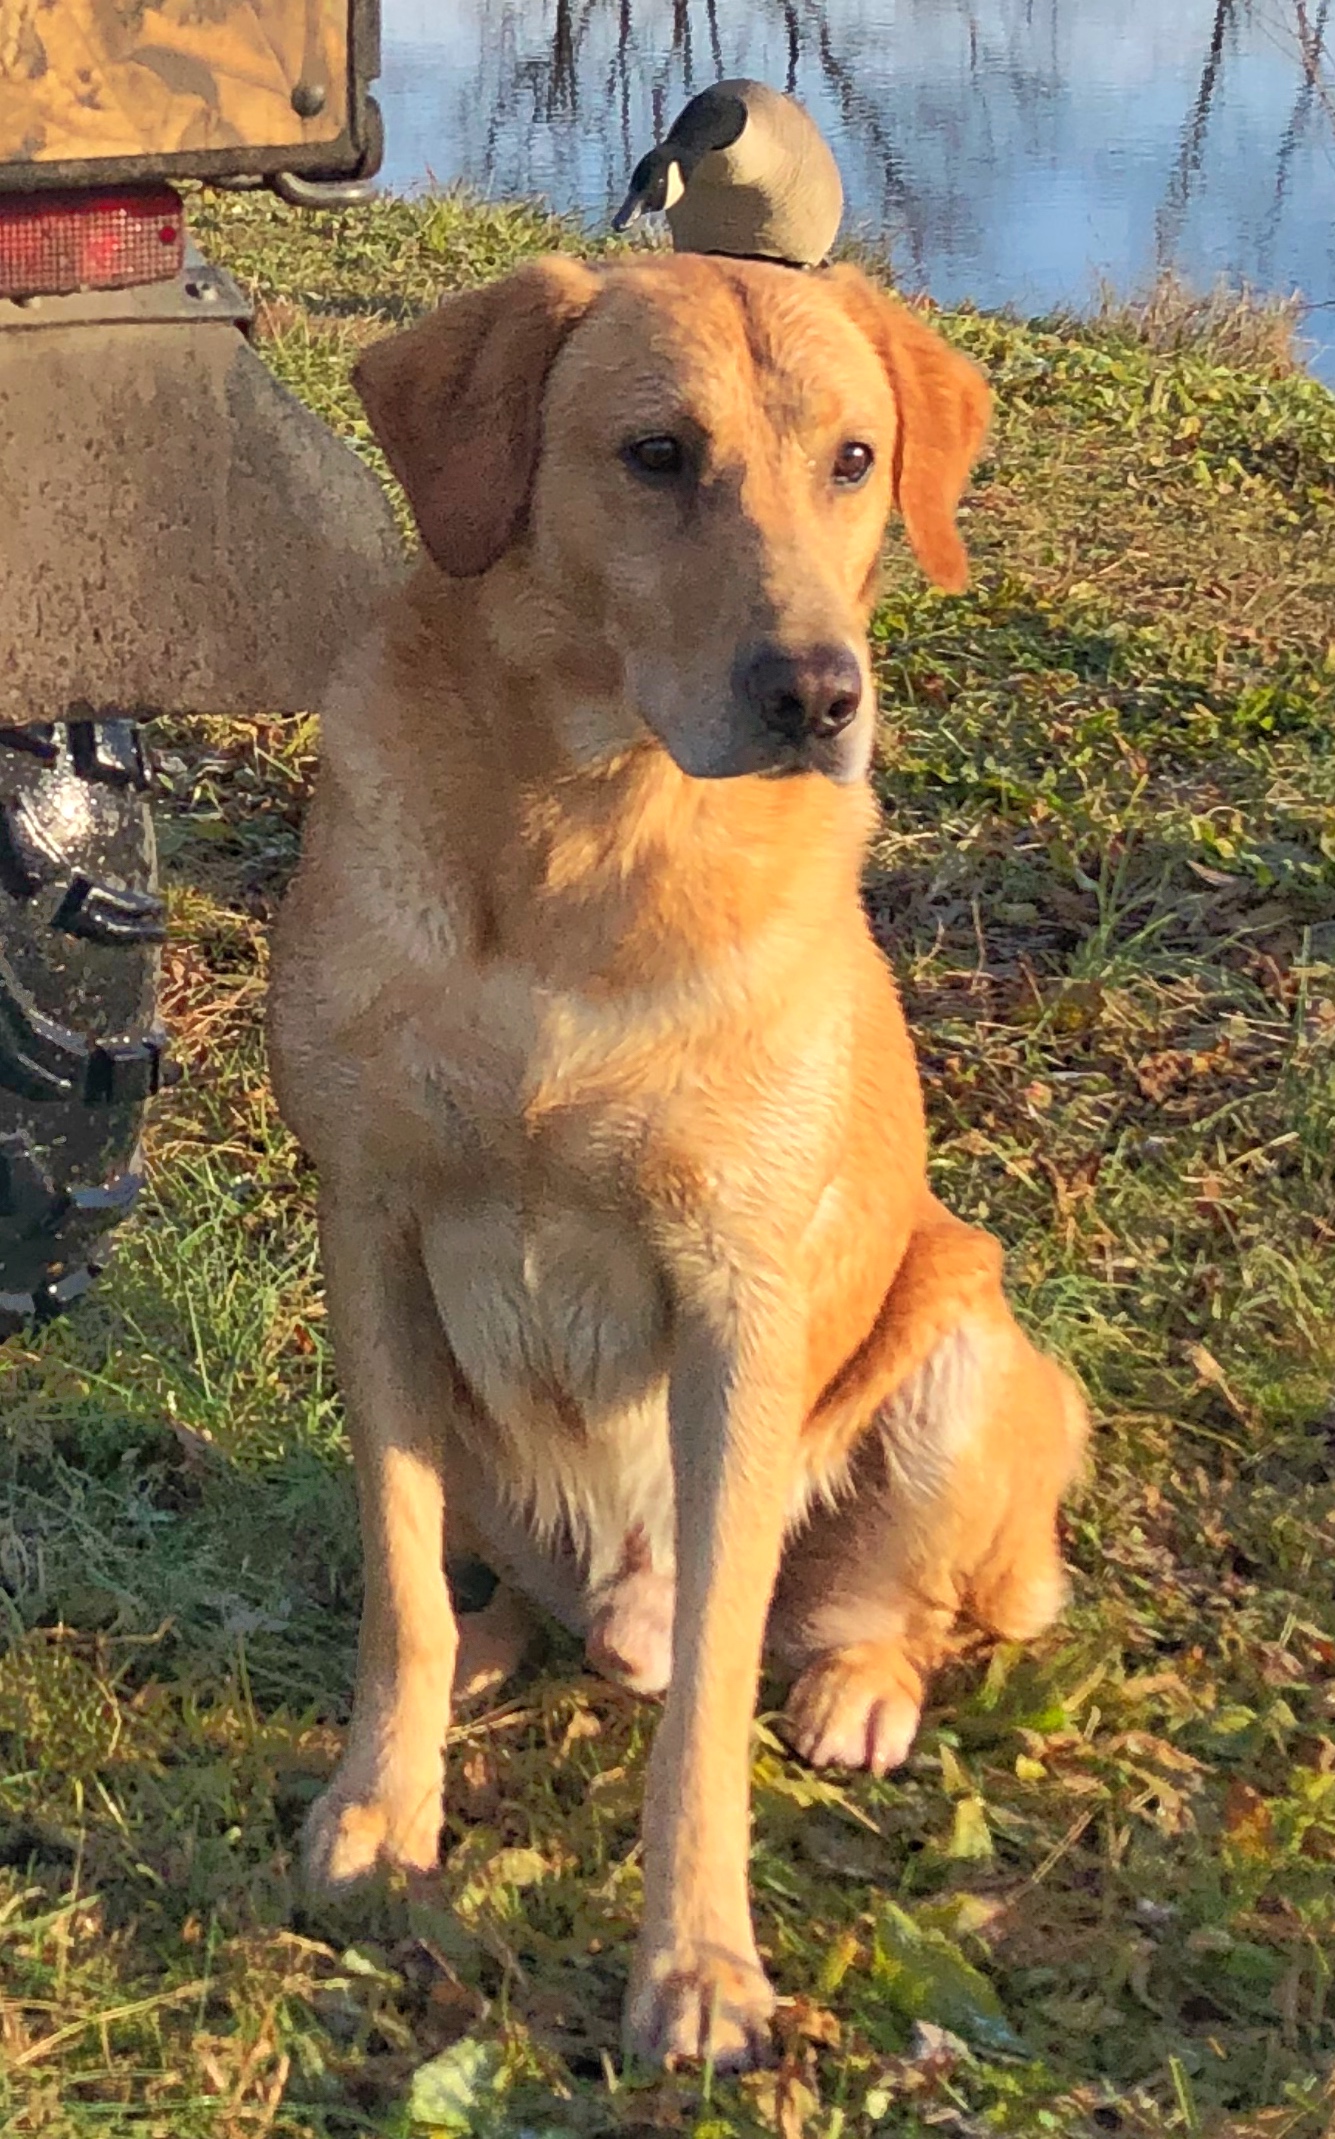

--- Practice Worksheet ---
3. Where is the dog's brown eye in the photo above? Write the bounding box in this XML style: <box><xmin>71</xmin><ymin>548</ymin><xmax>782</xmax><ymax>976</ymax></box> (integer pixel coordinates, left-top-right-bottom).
<box><xmin>833</xmin><ymin>441</ymin><xmax>874</xmax><ymax>487</ymax></box>
<box><xmin>624</xmin><ymin>435</ymin><xmax>685</xmax><ymax>477</ymax></box>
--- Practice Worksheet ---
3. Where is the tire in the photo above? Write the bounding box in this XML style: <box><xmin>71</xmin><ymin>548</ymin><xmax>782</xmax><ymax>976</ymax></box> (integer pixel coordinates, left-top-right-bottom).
<box><xmin>0</xmin><ymin>717</ymin><xmax>176</xmax><ymax>1338</ymax></box>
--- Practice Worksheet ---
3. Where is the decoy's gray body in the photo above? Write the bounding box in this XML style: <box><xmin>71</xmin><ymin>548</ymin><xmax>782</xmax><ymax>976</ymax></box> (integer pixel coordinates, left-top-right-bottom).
<box><xmin>613</xmin><ymin>79</ymin><xmax>844</xmax><ymax>270</ymax></box>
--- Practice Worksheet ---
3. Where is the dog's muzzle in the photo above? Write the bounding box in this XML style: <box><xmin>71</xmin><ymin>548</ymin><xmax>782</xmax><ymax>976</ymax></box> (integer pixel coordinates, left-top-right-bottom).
<box><xmin>736</xmin><ymin>643</ymin><xmax>869</xmax><ymax>781</ymax></box>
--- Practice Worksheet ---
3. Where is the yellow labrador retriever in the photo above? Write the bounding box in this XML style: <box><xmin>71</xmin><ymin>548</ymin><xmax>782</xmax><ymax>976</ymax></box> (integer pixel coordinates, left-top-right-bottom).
<box><xmin>268</xmin><ymin>250</ymin><xmax>1088</xmax><ymax>2070</ymax></box>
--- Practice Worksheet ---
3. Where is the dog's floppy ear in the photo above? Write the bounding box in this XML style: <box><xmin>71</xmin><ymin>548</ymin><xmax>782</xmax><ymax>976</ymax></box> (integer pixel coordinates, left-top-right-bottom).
<box><xmin>826</xmin><ymin>267</ymin><xmax>991</xmax><ymax>594</ymax></box>
<box><xmin>353</xmin><ymin>255</ymin><xmax>601</xmax><ymax>577</ymax></box>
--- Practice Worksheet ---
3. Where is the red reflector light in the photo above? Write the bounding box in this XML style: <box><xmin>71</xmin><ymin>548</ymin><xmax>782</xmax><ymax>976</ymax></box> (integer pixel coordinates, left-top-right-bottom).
<box><xmin>0</xmin><ymin>186</ymin><xmax>185</xmax><ymax>300</ymax></box>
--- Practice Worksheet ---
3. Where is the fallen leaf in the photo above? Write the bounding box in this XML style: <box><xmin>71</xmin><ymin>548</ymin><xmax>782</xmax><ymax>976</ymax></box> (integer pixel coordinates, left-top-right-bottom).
<box><xmin>907</xmin><ymin>2019</ymin><xmax>970</xmax><ymax>2067</ymax></box>
<box><xmin>1223</xmin><ymin>1780</ymin><xmax>1274</xmax><ymax>1858</ymax></box>
<box><xmin>945</xmin><ymin>1795</ymin><xmax>993</xmax><ymax>1861</ymax></box>
<box><xmin>457</xmin><ymin>1749</ymin><xmax>502</xmax><ymax>1821</ymax></box>
<box><xmin>1186</xmin><ymin>1344</ymin><xmax>1255</xmax><ymax>1426</ymax></box>
<box><xmin>455</xmin><ymin>1846</ymin><xmax>551</xmax><ymax>1923</ymax></box>
<box><xmin>873</xmin><ymin>1902</ymin><xmax>1023</xmax><ymax>2055</ymax></box>
<box><xmin>558</xmin><ymin>1707</ymin><xmax>602</xmax><ymax>1756</ymax></box>
<box><xmin>776</xmin><ymin>1995</ymin><xmax>842</xmax><ymax>2050</ymax></box>
<box><xmin>746</xmin><ymin>2062</ymin><xmax>820</xmax><ymax>2139</ymax></box>
<box><xmin>406</xmin><ymin>2034</ymin><xmax>507</xmax><ymax>2134</ymax></box>
<box><xmin>917</xmin><ymin>1894</ymin><xmax>1006</xmax><ymax>1941</ymax></box>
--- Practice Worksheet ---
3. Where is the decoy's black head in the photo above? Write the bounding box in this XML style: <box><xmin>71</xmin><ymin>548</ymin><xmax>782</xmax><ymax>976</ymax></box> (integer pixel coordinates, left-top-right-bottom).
<box><xmin>612</xmin><ymin>84</ymin><xmax>751</xmax><ymax>232</ymax></box>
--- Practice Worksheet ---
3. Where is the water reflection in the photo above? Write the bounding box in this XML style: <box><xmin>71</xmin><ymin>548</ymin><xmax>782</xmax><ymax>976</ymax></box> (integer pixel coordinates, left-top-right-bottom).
<box><xmin>378</xmin><ymin>0</ymin><xmax>1335</xmax><ymax>380</ymax></box>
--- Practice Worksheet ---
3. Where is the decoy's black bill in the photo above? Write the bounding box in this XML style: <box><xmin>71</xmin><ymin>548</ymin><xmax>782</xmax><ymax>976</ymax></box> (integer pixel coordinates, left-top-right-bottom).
<box><xmin>611</xmin><ymin>185</ymin><xmax>646</xmax><ymax>233</ymax></box>
<box><xmin>613</xmin><ymin>149</ymin><xmax>678</xmax><ymax>231</ymax></box>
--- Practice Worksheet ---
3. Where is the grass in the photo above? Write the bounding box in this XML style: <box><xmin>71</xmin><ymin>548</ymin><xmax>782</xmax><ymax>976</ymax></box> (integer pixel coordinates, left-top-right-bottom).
<box><xmin>1</xmin><ymin>187</ymin><xmax>1333</xmax><ymax>2137</ymax></box>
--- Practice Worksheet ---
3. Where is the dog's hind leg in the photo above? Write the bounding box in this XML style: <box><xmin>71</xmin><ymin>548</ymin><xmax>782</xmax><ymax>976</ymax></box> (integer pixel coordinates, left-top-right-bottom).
<box><xmin>771</xmin><ymin>1323</ymin><xmax>978</xmax><ymax>1776</ymax></box>
<box><xmin>771</xmin><ymin>1219</ymin><xmax>1086</xmax><ymax>1777</ymax></box>
<box><xmin>452</xmin><ymin>1587</ymin><xmax>537</xmax><ymax>1703</ymax></box>
<box><xmin>447</xmin><ymin>1546</ymin><xmax>540</xmax><ymax>1705</ymax></box>
<box><xmin>303</xmin><ymin>1191</ymin><xmax>462</xmax><ymax>1894</ymax></box>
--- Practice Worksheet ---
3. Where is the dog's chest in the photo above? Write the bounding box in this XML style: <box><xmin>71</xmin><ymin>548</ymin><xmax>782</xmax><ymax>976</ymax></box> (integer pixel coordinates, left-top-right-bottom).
<box><xmin>421</xmin><ymin>1195</ymin><xmax>671</xmax><ymax>1444</ymax></box>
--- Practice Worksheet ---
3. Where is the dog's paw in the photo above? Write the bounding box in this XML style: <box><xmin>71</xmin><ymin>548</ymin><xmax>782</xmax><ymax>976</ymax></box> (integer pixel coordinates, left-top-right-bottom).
<box><xmin>302</xmin><ymin>1769</ymin><xmax>443</xmax><ymax>1894</ymax></box>
<box><xmin>624</xmin><ymin>1939</ymin><xmax>775</xmax><ymax>2071</ymax></box>
<box><xmin>780</xmin><ymin>1641</ymin><xmax>923</xmax><ymax>1777</ymax></box>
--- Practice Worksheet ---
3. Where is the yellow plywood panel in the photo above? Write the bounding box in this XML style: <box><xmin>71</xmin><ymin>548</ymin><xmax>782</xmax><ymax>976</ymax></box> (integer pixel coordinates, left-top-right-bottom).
<box><xmin>0</xmin><ymin>0</ymin><xmax>350</xmax><ymax>167</ymax></box>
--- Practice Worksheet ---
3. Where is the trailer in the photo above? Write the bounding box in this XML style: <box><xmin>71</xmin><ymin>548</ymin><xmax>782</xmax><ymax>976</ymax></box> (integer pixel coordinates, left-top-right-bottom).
<box><xmin>0</xmin><ymin>0</ymin><xmax>402</xmax><ymax>1327</ymax></box>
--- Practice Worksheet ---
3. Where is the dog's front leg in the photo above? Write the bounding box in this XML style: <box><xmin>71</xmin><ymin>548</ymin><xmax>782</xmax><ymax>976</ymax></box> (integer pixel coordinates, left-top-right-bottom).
<box><xmin>303</xmin><ymin>1190</ymin><xmax>459</xmax><ymax>1894</ymax></box>
<box><xmin>625</xmin><ymin>1289</ymin><xmax>804</xmax><ymax>2070</ymax></box>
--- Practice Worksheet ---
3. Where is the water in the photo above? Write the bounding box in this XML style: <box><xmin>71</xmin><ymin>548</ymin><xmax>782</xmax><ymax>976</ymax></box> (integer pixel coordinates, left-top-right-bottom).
<box><xmin>377</xmin><ymin>0</ymin><xmax>1335</xmax><ymax>383</ymax></box>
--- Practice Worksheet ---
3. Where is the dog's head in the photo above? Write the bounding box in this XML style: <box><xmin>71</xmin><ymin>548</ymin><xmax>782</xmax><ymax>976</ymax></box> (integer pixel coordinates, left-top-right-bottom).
<box><xmin>355</xmin><ymin>253</ymin><xmax>990</xmax><ymax>784</ymax></box>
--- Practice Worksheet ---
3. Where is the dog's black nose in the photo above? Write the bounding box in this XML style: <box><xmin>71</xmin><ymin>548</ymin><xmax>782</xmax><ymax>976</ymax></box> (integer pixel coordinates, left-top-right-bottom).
<box><xmin>741</xmin><ymin>645</ymin><xmax>864</xmax><ymax>745</ymax></box>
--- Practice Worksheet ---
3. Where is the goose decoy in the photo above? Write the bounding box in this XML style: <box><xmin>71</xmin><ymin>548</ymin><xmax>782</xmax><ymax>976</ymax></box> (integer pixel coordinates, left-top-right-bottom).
<box><xmin>613</xmin><ymin>79</ymin><xmax>844</xmax><ymax>270</ymax></box>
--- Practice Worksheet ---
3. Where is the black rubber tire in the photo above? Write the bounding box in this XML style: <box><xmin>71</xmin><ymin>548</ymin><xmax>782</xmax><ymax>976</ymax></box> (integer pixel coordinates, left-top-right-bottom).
<box><xmin>0</xmin><ymin>717</ymin><xmax>176</xmax><ymax>1338</ymax></box>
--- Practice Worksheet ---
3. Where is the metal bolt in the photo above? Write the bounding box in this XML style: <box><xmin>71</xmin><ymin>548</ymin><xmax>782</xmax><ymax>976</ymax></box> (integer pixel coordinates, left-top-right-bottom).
<box><xmin>291</xmin><ymin>80</ymin><xmax>327</xmax><ymax>118</ymax></box>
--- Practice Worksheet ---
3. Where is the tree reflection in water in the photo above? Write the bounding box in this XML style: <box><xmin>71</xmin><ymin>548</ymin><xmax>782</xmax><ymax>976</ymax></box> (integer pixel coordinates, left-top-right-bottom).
<box><xmin>377</xmin><ymin>0</ymin><xmax>1334</xmax><ymax>378</ymax></box>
